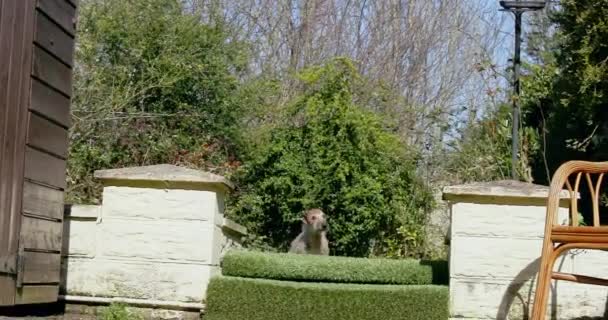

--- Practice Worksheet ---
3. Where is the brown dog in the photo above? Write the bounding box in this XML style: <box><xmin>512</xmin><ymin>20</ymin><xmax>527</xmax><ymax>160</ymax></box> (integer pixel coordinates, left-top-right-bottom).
<box><xmin>289</xmin><ymin>208</ymin><xmax>329</xmax><ymax>255</ymax></box>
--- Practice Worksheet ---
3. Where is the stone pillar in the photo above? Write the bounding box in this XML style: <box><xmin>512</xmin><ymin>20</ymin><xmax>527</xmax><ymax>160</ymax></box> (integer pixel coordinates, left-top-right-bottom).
<box><xmin>444</xmin><ymin>180</ymin><xmax>608</xmax><ymax>319</ymax></box>
<box><xmin>61</xmin><ymin>164</ymin><xmax>246</xmax><ymax>309</ymax></box>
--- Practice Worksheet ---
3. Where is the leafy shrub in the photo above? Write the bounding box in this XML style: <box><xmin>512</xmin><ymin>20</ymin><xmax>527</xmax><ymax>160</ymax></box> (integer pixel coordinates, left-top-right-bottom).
<box><xmin>227</xmin><ymin>58</ymin><xmax>434</xmax><ymax>257</ymax></box>
<box><xmin>445</xmin><ymin>103</ymin><xmax>539</xmax><ymax>183</ymax></box>
<box><xmin>100</xmin><ymin>303</ymin><xmax>143</xmax><ymax>320</ymax></box>
<box><xmin>221</xmin><ymin>249</ymin><xmax>448</xmax><ymax>285</ymax></box>
<box><xmin>69</xmin><ymin>0</ymin><xmax>247</xmax><ymax>204</ymax></box>
<box><xmin>205</xmin><ymin>276</ymin><xmax>449</xmax><ymax>320</ymax></box>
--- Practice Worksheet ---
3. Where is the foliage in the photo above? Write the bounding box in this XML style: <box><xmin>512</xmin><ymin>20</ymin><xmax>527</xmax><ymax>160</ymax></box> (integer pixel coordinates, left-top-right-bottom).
<box><xmin>68</xmin><ymin>0</ymin><xmax>508</xmax><ymax>259</ymax></box>
<box><xmin>100</xmin><ymin>303</ymin><xmax>143</xmax><ymax>320</ymax></box>
<box><xmin>68</xmin><ymin>0</ymin><xmax>247</xmax><ymax>203</ymax></box>
<box><xmin>521</xmin><ymin>0</ymin><xmax>608</xmax><ymax>221</ymax></box>
<box><xmin>523</xmin><ymin>0</ymin><xmax>608</xmax><ymax>179</ymax></box>
<box><xmin>227</xmin><ymin>58</ymin><xmax>434</xmax><ymax>257</ymax></box>
<box><xmin>221</xmin><ymin>249</ymin><xmax>448</xmax><ymax>285</ymax></box>
<box><xmin>446</xmin><ymin>105</ymin><xmax>512</xmax><ymax>182</ymax></box>
<box><xmin>444</xmin><ymin>103</ymin><xmax>539</xmax><ymax>183</ymax></box>
<box><xmin>205</xmin><ymin>276</ymin><xmax>449</xmax><ymax>320</ymax></box>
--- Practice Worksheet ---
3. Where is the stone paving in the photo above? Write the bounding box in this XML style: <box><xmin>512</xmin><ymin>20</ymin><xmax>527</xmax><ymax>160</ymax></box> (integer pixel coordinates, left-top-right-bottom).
<box><xmin>1</xmin><ymin>304</ymin><xmax>604</xmax><ymax>319</ymax></box>
<box><xmin>0</xmin><ymin>316</ymin><xmax>94</xmax><ymax>320</ymax></box>
<box><xmin>0</xmin><ymin>304</ymin><xmax>201</xmax><ymax>320</ymax></box>
<box><xmin>0</xmin><ymin>304</ymin><xmax>94</xmax><ymax>320</ymax></box>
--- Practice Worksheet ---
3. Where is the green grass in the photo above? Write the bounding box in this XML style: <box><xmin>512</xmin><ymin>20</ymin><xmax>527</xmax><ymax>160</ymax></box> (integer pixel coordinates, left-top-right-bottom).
<box><xmin>205</xmin><ymin>276</ymin><xmax>449</xmax><ymax>320</ymax></box>
<box><xmin>221</xmin><ymin>250</ymin><xmax>448</xmax><ymax>285</ymax></box>
<box><xmin>99</xmin><ymin>303</ymin><xmax>143</xmax><ymax>320</ymax></box>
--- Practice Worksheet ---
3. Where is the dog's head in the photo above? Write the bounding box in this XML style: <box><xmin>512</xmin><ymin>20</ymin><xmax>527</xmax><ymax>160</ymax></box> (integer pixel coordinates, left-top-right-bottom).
<box><xmin>303</xmin><ymin>208</ymin><xmax>328</xmax><ymax>233</ymax></box>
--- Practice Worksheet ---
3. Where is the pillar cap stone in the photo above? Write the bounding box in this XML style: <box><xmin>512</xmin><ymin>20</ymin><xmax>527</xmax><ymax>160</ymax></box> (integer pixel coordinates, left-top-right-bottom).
<box><xmin>94</xmin><ymin>164</ymin><xmax>234</xmax><ymax>192</ymax></box>
<box><xmin>442</xmin><ymin>179</ymin><xmax>573</xmax><ymax>204</ymax></box>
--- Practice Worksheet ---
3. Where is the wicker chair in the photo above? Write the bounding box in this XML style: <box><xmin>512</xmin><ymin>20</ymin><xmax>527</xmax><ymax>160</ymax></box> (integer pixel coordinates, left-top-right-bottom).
<box><xmin>531</xmin><ymin>161</ymin><xmax>608</xmax><ymax>319</ymax></box>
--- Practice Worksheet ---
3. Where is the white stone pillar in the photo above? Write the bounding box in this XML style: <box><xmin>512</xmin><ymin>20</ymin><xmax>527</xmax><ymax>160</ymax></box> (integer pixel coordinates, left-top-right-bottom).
<box><xmin>62</xmin><ymin>164</ymin><xmax>246</xmax><ymax>307</ymax></box>
<box><xmin>444</xmin><ymin>180</ymin><xmax>608</xmax><ymax>319</ymax></box>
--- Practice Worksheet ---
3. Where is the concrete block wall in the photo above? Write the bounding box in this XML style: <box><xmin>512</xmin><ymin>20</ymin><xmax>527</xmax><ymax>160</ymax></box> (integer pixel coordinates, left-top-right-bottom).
<box><xmin>444</xmin><ymin>180</ymin><xmax>608</xmax><ymax>319</ymax></box>
<box><xmin>60</xmin><ymin>164</ymin><xmax>246</xmax><ymax>310</ymax></box>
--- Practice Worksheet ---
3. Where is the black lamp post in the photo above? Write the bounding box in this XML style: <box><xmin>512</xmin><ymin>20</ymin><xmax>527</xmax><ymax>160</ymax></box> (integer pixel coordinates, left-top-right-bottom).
<box><xmin>499</xmin><ymin>1</ymin><xmax>546</xmax><ymax>180</ymax></box>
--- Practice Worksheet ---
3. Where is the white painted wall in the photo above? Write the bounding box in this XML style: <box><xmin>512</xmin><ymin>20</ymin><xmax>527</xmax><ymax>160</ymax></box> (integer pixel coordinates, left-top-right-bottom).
<box><xmin>60</xmin><ymin>165</ymin><xmax>246</xmax><ymax>307</ymax></box>
<box><xmin>445</xmin><ymin>180</ymin><xmax>608</xmax><ymax>320</ymax></box>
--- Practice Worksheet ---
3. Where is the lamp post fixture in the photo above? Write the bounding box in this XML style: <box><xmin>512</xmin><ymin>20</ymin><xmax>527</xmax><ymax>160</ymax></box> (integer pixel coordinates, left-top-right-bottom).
<box><xmin>499</xmin><ymin>0</ymin><xmax>546</xmax><ymax>180</ymax></box>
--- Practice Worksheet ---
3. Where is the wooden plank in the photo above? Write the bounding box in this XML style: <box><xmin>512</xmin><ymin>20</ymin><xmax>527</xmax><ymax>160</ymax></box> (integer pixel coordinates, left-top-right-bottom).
<box><xmin>36</xmin><ymin>0</ymin><xmax>76</xmax><ymax>36</ymax></box>
<box><xmin>19</xmin><ymin>217</ymin><xmax>62</xmax><ymax>252</ymax></box>
<box><xmin>34</xmin><ymin>10</ymin><xmax>74</xmax><ymax>66</ymax></box>
<box><xmin>27</xmin><ymin>112</ymin><xmax>69</xmax><ymax>158</ymax></box>
<box><xmin>30</xmin><ymin>78</ymin><xmax>71</xmax><ymax>127</ymax></box>
<box><xmin>0</xmin><ymin>253</ymin><xmax>16</xmax><ymax>274</ymax></box>
<box><xmin>22</xmin><ymin>252</ymin><xmax>61</xmax><ymax>284</ymax></box>
<box><xmin>22</xmin><ymin>181</ymin><xmax>64</xmax><ymax>220</ymax></box>
<box><xmin>15</xmin><ymin>285</ymin><xmax>59</xmax><ymax>304</ymax></box>
<box><xmin>32</xmin><ymin>45</ymin><xmax>72</xmax><ymax>97</ymax></box>
<box><xmin>0</xmin><ymin>276</ymin><xmax>16</xmax><ymax>306</ymax></box>
<box><xmin>24</xmin><ymin>147</ymin><xmax>67</xmax><ymax>189</ymax></box>
<box><xmin>0</xmin><ymin>0</ymin><xmax>20</xmax><ymax>274</ymax></box>
<box><xmin>0</xmin><ymin>0</ymin><xmax>36</xmax><ymax>306</ymax></box>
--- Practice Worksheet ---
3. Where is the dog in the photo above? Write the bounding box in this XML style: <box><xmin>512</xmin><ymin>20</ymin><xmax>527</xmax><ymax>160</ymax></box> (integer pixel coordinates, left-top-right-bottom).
<box><xmin>288</xmin><ymin>208</ymin><xmax>329</xmax><ymax>255</ymax></box>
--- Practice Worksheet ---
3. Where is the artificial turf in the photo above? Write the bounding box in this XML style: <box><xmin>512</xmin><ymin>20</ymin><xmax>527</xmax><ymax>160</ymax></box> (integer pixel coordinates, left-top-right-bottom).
<box><xmin>204</xmin><ymin>276</ymin><xmax>449</xmax><ymax>320</ymax></box>
<box><xmin>220</xmin><ymin>249</ymin><xmax>448</xmax><ymax>285</ymax></box>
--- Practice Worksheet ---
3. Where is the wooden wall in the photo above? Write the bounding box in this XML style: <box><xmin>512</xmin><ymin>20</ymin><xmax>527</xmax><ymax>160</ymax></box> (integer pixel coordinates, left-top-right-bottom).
<box><xmin>0</xmin><ymin>0</ymin><xmax>77</xmax><ymax>306</ymax></box>
<box><xmin>0</xmin><ymin>0</ymin><xmax>38</xmax><ymax>306</ymax></box>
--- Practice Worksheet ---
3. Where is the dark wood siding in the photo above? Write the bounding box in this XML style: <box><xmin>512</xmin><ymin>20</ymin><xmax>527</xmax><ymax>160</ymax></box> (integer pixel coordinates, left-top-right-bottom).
<box><xmin>22</xmin><ymin>251</ymin><xmax>61</xmax><ymax>284</ymax></box>
<box><xmin>0</xmin><ymin>0</ymin><xmax>38</xmax><ymax>306</ymax></box>
<box><xmin>35</xmin><ymin>11</ymin><xmax>74</xmax><ymax>67</ymax></box>
<box><xmin>36</xmin><ymin>0</ymin><xmax>77</xmax><ymax>36</ymax></box>
<box><xmin>0</xmin><ymin>0</ymin><xmax>77</xmax><ymax>306</ymax></box>
<box><xmin>22</xmin><ymin>181</ymin><xmax>65</xmax><ymax>221</ymax></box>
<box><xmin>30</xmin><ymin>78</ymin><xmax>71</xmax><ymax>127</ymax></box>
<box><xmin>32</xmin><ymin>46</ymin><xmax>73</xmax><ymax>96</ymax></box>
<box><xmin>15</xmin><ymin>0</ymin><xmax>77</xmax><ymax>305</ymax></box>
<box><xmin>27</xmin><ymin>113</ymin><xmax>69</xmax><ymax>158</ymax></box>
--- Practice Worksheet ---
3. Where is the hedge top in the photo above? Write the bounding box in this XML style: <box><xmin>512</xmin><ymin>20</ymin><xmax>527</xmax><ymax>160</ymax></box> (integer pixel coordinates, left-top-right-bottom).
<box><xmin>220</xmin><ymin>249</ymin><xmax>448</xmax><ymax>285</ymax></box>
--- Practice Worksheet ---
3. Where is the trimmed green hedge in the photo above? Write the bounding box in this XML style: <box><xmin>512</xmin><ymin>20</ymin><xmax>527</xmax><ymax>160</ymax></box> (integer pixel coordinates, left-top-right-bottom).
<box><xmin>205</xmin><ymin>276</ymin><xmax>449</xmax><ymax>320</ymax></box>
<box><xmin>221</xmin><ymin>250</ymin><xmax>448</xmax><ymax>285</ymax></box>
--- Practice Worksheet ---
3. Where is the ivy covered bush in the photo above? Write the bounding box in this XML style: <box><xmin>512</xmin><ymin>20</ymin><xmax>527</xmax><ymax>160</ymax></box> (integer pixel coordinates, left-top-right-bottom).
<box><xmin>228</xmin><ymin>58</ymin><xmax>434</xmax><ymax>257</ymax></box>
<box><xmin>69</xmin><ymin>0</ymin><xmax>247</xmax><ymax>204</ymax></box>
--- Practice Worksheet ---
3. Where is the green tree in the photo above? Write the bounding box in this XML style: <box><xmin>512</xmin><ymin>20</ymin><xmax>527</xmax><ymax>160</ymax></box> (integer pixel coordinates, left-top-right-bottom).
<box><xmin>523</xmin><ymin>0</ymin><xmax>608</xmax><ymax>183</ymax></box>
<box><xmin>443</xmin><ymin>105</ymin><xmax>511</xmax><ymax>183</ymax></box>
<box><xmin>522</xmin><ymin>0</ymin><xmax>608</xmax><ymax>222</ymax></box>
<box><xmin>445</xmin><ymin>103</ymin><xmax>540</xmax><ymax>183</ymax></box>
<box><xmin>227</xmin><ymin>58</ymin><xmax>434</xmax><ymax>257</ymax></box>
<box><xmin>69</xmin><ymin>0</ymin><xmax>248</xmax><ymax>203</ymax></box>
